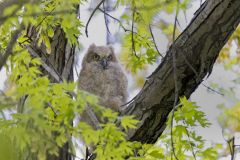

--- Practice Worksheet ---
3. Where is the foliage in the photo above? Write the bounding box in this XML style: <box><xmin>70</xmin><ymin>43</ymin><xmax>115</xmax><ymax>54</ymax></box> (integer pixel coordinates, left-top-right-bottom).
<box><xmin>218</xmin><ymin>26</ymin><xmax>240</xmax><ymax>69</ymax></box>
<box><xmin>212</xmin><ymin>24</ymin><xmax>240</xmax><ymax>158</ymax></box>
<box><xmin>0</xmin><ymin>0</ymin><xmax>234</xmax><ymax>159</ymax></box>
<box><xmin>156</xmin><ymin>97</ymin><xmax>218</xmax><ymax>160</ymax></box>
<box><xmin>0</xmin><ymin>0</ymin><xmax>84</xmax><ymax>159</ymax></box>
<box><xmin>0</xmin><ymin>47</ymin><xmax>218</xmax><ymax>160</ymax></box>
<box><xmin>118</xmin><ymin>0</ymin><xmax>190</xmax><ymax>89</ymax></box>
<box><xmin>215</xmin><ymin>20</ymin><xmax>240</xmax><ymax>132</ymax></box>
<box><xmin>0</xmin><ymin>48</ymin><xmax>139</xmax><ymax>159</ymax></box>
<box><xmin>218</xmin><ymin>102</ymin><xmax>240</xmax><ymax>133</ymax></box>
<box><xmin>0</xmin><ymin>0</ymin><xmax>82</xmax><ymax>57</ymax></box>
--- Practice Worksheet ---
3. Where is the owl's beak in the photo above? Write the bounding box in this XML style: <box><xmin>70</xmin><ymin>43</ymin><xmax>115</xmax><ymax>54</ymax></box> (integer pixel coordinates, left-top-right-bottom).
<box><xmin>100</xmin><ymin>58</ymin><xmax>108</xmax><ymax>69</ymax></box>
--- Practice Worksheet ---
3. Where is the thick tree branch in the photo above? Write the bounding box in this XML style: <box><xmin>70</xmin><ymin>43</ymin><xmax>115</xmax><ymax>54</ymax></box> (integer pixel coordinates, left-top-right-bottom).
<box><xmin>121</xmin><ymin>0</ymin><xmax>240</xmax><ymax>143</ymax></box>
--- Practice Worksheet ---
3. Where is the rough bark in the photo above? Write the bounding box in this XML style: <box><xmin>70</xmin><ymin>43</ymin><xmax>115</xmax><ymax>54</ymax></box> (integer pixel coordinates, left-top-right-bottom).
<box><xmin>27</xmin><ymin>26</ymin><xmax>75</xmax><ymax>160</ymax></box>
<box><xmin>121</xmin><ymin>0</ymin><xmax>240</xmax><ymax>143</ymax></box>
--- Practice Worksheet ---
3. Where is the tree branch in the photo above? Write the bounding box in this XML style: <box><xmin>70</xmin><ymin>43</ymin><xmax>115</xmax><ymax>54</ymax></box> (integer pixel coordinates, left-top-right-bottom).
<box><xmin>149</xmin><ymin>24</ymin><xmax>163</xmax><ymax>57</ymax></box>
<box><xmin>131</xmin><ymin>7</ymin><xmax>138</xmax><ymax>58</ymax></box>
<box><xmin>121</xmin><ymin>0</ymin><xmax>240</xmax><ymax>144</ymax></box>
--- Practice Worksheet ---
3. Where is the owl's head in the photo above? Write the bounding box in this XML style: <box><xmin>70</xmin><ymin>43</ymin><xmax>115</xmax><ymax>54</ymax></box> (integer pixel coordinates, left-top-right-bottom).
<box><xmin>82</xmin><ymin>43</ymin><xmax>118</xmax><ymax>70</ymax></box>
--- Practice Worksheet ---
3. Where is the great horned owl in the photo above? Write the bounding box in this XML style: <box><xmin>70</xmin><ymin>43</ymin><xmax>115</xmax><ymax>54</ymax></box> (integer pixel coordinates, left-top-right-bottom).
<box><xmin>78</xmin><ymin>43</ymin><xmax>128</xmax><ymax>126</ymax></box>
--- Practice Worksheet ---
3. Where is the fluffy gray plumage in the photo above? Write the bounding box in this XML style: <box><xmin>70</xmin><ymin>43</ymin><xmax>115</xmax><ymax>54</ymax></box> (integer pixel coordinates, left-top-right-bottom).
<box><xmin>78</xmin><ymin>44</ymin><xmax>128</xmax><ymax>127</ymax></box>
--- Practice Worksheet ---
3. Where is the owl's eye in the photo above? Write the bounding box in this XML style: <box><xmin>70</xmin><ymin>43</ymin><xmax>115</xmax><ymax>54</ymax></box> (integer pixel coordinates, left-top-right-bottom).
<box><xmin>93</xmin><ymin>54</ymin><xmax>100</xmax><ymax>61</ymax></box>
<box><xmin>107</xmin><ymin>55</ymin><xmax>112</xmax><ymax>61</ymax></box>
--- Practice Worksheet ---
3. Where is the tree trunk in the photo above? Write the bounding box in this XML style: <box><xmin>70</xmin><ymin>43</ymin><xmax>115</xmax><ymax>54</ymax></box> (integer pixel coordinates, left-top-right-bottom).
<box><xmin>121</xmin><ymin>0</ymin><xmax>240</xmax><ymax>143</ymax></box>
<box><xmin>27</xmin><ymin>26</ymin><xmax>75</xmax><ymax>160</ymax></box>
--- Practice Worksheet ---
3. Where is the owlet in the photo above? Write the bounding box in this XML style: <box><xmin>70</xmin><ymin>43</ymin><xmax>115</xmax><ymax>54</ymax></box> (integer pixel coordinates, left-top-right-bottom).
<box><xmin>78</xmin><ymin>44</ymin><xmax>128</xmax><ymax>127</ymax></box>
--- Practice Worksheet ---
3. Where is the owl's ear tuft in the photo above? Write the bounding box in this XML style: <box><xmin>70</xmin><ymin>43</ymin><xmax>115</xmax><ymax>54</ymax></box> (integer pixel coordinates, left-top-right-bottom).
<box><xmin>87</xmin><ymin>43</ymin><xmax>96</xmax><ymax>53</ymax></box>
<box><xmin>108</xmin><ymin>45</ymin><xmax>118</xmax><ymax>62</ymax></box>
<box><xmin>89</xmin><ymin>43</ymin><xmax>96</xmax><ymax>49</ymax></box>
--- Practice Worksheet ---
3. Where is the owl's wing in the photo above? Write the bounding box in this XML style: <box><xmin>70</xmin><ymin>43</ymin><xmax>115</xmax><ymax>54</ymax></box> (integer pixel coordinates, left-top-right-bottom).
<box><xmin>78</xmin><ymin>68</ymin><xmax>90</xmax><ymax>91</ymax></box>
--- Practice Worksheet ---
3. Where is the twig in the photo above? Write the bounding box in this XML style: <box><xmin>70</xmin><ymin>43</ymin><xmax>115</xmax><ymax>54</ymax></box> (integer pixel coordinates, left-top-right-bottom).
<box><xmin>34</xmin><ymin>7</ymin><xmax>56</xmax><ymax>31</ymax></box>
<box><xmin>172</xmin><ymin>3</ymin><xmax>179</xmax><ymax>41</ymax></box>
<box><xmin>176</xmin><ymin>18</ymin><xmax>182</xmax><ymax>30</ymax></box>
<box><xmin>97</xmin><ymin>8</ymin><xmax>129</xmax><ymax>32</ymax></box>
<box><xmin>85</xmin><ymin>0</ymin><xmax>105</xmax><ymax>37</ymax></box>
<box><xmin>202</xmin><ymin>84</ymin><xmax>224</xmax><ymax>96</ymax></box>
<box><xmin>131</xmin><ymin>7</ymin><xmax>138</xmax><ymax>58</ymax></box>
<box><xmin>38</xmin><ymin>48</ymin><xmax>65</xmax><ymax>82</ymax></box>
<box><xmin>47</xmin><ymin>102</ymin><xmax>58</xmax><ymax>117</ymax></box>
<box><xmin>20</xmin><ymin>8</ymin><xmax>57</xmax><ymax>45</ymax></box>
<box><xmin>177</xmin><ymin>47</ymin><xmax>224</xmax><ymax>96</ymax></box>
<box><xmin>77</xmin><ymin>3</ymin><xmax>81</xmax><ymax>19</ymax></box>
<box><xmin>221</xmin><ymin>129</ymin><xmax>235</xmax><ymax>160</ymax></box>
<box><xmin>86</xmin><ymin>147</ymin><xmax>91</xmax><ymax>160</ymax></box>
<box><xmin>25</xmin><ymin>45</ymin><xmax>63</xmax><ymax>82</ymax></box>
<box><xmin>182</xmin><ymin>119</ymin><xmax>197</xmax><ymax>160</ymax></box>
<box><xmin>0</xmin><ymin>25</ymin><xmax>24</xmax><ymax>71</ymax></box>
<box><xmin>99</xmin><ymin>7</ymin><xmax>152</xmax><ymax>50</ymax></box>
<box><xmin>98</xmin><ymin>8</ymin><xmax>148</xmax><ymax>43</ymax></box>
<box><xmin>149</xmin><ymin>24</ymin><xmax>163</xmax><ymax>57</ymax></box>
<box><xmin>228</xmin><ymin>139</ymin><xmax>233</xmax><ymax>157</ymax></box>
<box><xmin>231</xmin><ymin>137</ymin><xmax>235</xmax><ymax>160</ymax></box>
<box><xmin>17</xmin><ymin>95</ymin><xmax>28</xmax><ymax>113</ymax></box>
<box><xmin>183</xmin><ymin>10</ymin><xmax>188</xmax><ymax>24</ymax></box>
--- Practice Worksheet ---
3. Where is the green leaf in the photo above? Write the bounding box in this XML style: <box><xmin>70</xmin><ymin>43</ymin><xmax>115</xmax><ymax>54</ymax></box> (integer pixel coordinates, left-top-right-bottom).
<box><xmin>121</xmin><ymin>115</ymin><xmax>139</xmax><ymax>130</ymax></box>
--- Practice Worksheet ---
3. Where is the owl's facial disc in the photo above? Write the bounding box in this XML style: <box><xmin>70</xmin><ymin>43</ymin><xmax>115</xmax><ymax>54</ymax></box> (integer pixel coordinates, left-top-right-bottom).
<box><xmin>100</xmin><ymin>58</ymin><xmax>108</xmax><ymax>70</ymax></box>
